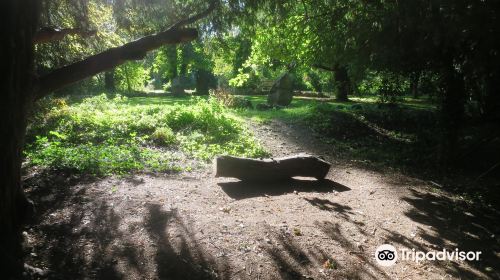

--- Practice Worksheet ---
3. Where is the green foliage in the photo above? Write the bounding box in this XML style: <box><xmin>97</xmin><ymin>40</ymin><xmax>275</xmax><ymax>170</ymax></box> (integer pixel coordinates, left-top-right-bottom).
<box><xmin>115</xmin><ymin>61</ymin><xmax>148</xmax><ymax>91</ymax></box>
<box><xmin>209</xmin><ymin>89</ymin><xmax>252</xmax><ymax>109</ymax></box>
<box><xmin>231</xmin><ymin>95</ymin><xmax>438</xmax><ymax>171</ymax></box>
<box><xmin>26</xmin><ymin>94</ymin><xmax>267</xmax><ymax>175</ymax></box>
<box><xmin>303</xmin><ymin>71</ymin><xmax>323</xmax><ymax>93</ymax></box>
<box><xmin>229</xmin><ymin>71</ymin><xmax>251</xmax><ymax>88</ymax></box>
<box><xmin>358</xmin><ymin>71</ymin><xmax>409</xmax><ymax>103</ymax></box>
<box><xmin>151</xmin><ymin>127</ymin><xmax>177</xmax><ymax>146</ymax></box>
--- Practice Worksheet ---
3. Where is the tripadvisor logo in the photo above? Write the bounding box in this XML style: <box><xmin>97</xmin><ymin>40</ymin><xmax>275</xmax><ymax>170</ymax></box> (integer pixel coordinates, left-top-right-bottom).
<box><xmin>375</xmin><ymin>244</ymin><xmax>398</xmax><ymax>266</ymax></box>
<box><xmin>375</xmin><ymin>244</ymin><xmax>481</xmax><ymax>266</ymax></box>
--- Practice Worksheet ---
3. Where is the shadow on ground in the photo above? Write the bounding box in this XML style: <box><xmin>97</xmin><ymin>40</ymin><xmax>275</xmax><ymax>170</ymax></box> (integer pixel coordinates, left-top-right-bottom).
<box><xmin>261</xmin><ymin>221</ymin><xmax>390</xmax><ymax>280</ymax></box>
<box><xmin>218</xmin><ymin>178</ymin><xmax>350</xmax><ymax>199</ymax></box>
<box><xmin>399</xmin><ymin>188</ymin><xmax>500</xmax><ymax>279</ymax></box>
<box><xmin>23</xmin><ymin>171</ymin><xmax>230</xmax><ymax>280</ymax></box>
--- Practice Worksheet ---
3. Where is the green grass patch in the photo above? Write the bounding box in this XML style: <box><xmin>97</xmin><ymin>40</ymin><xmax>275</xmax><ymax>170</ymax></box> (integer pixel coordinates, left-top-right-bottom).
<box><xmin>231</xmin><ymin>95</ymin><xmax>438</xmax><ymax>172</ymax></box>
<box><xmin>26</xmin><ymin>94</ymin><xmax>267</xmax><ymax>175</ymax></box>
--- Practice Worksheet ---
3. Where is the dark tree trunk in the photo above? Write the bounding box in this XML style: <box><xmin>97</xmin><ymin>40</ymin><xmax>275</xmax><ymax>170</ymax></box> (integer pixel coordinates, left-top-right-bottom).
<box><xmin>482</xmin><ymin>69</ymin><xmax>500</xmax><ymax>121</ymax></box>
<box><xmin>439</xmin><ymin>64</ymin><xmax>466</xmax><ymax>167</ymax></box>
<box><xmin>166</xmin><ymin>45</ymin><xmax>178</xmax><ymax>82</ymax></box>
<box><xmin>334</xmin><ymin>65</ymin><xmax>350</xmax><ymax>101</ymax></box>
<box><xmin>1</xmin><ymin>0</ymin><xmax>38</xmax><ymax>278</ymax></box>
<box><xmin>410</xmin><ymin>72</ymin><xmax>420</xmax><ymax>98</ymax></box>
<box><xmin>104</xmin><ymin>70</ymin><xmax>115</xmax><ymax>91</ymax></box>
<box><xmin>124</xmin><ymin>64</ymin><xmax>132</xmax><ymax>92</ymax></box>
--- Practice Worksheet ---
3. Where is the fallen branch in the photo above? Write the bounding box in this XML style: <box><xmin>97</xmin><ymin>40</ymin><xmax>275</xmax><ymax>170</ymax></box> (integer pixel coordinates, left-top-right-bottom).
<box><xmin>214</xmin><ymin>154</ymin><xmax>331</xmax><ymax>181</ymax></box>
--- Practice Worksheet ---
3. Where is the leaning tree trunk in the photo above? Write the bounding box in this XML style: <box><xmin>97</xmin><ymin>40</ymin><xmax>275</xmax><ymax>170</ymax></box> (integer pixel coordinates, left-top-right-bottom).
<box><xmin>334</xmin><ymin>65</ymin><xmax>350</xmax><ymax>102</ymax></box>
<box><xmin>1</xmin><ymin>0</ymin><xmax>38</xmax><ymax>278</ymax></box>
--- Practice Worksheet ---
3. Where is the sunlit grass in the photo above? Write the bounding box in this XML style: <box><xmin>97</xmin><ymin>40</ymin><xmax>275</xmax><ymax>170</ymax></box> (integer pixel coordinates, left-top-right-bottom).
<box><xmin>25</xmin><ymin>94</ymin><xmax>267</xmax><ymax>175</ymax></box>
<box><xmin>229</xmin><ymin>94</ymin><xmax>438</xmax><ymax>171</ymax></box>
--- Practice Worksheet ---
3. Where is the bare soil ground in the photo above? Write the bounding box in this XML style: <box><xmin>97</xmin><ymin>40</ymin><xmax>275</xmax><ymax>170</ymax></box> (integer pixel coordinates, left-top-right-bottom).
<box><xmin>23</xmin><ymin>120</ymin><xmax>500</xmax><ymax>280</ymax></box>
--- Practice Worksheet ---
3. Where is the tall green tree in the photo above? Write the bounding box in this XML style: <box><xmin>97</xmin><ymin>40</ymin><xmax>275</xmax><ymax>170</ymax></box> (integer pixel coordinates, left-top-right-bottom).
<box><xmin>233</xmin><ymin>0</ymin><xmax>500</xmax><ymax>162</ymax></box>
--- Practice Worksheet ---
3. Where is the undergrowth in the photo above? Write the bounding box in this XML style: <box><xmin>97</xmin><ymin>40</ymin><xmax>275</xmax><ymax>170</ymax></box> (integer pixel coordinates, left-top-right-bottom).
<box><xmin>25</xmin><ymin>94</ymin><xmax>267</xmax><ymax>175</ymax></box>
<box><xmin>232</xmin><ymin>95</ymin><xmax>439</xmax><ymax>172</ymax></box>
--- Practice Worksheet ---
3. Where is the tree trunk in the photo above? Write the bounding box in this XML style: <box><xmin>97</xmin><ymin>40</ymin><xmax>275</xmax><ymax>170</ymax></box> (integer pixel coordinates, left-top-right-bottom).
<box><xmin>334</xmin><ymin>65</ymin><xmax>350</xmax><ymax>101</ymax></box>
<box><xmin>124</xmin><ymin>64</ymin><xmax>132</xmax><ymax>92</ymax></box>
<box><xmin>1</xmin><ymin>0</ymin><xmax>38</xmax><ymax>277</ymax></box>
<box><xmin>482</xmin><ymin>69</ymin><xmax>500</xmax><ymax>121</ymax></box>
<box><xmin>166</xmin><ymin>45</ymin><xmax>178</xmax><ymax>82</ymax></box>
<box><xmin>104</xmin><ymin>70</ymin><xmax>115</xmax><ymax>91</ymax></box>
<box><xmin>214</xmin><ymin>154</ymin><xmax>331</xmax><ymax>181</ymax></box>
<box><xmin>410</xmin><ymin>72</ymin><xmax>420</xmax><ymax>98</ymax></box>
<box><xmin>439</xmin><ymin>64</ymin><xmax>465</xmax><ymax>167</ymax></box>
<box><xmin>179</xmin><ymin>43</ymin><xmax>192</xmax><ymax>77</ymax></box>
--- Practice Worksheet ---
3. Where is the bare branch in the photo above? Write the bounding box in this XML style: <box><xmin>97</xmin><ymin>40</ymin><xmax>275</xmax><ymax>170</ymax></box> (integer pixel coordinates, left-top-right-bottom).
<box><xmin>35</xmin><ymin>28</ymin><xmax>197</xmax><ymax>98</ymax></box>
<box><xmin>34</xmin><ymin>28</ymin><xmax>97</xmax><ymax>44</ymax></box>
<box><xmin>170</xmin><ymin>1</ymin><xmax>217</xmax><ymax>29</ymax></box>
<box><xmin>312</xmin><ymin>64</ymin><xmax>336</xmax><ymax>72</ymax></box>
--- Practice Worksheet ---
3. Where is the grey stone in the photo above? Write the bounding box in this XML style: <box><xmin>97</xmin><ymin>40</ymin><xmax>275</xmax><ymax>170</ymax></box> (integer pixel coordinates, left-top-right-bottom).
<box><xmin>267</xmin><ymin>73</ymin><xmax>294</xmax><ymax>106</ymax></box>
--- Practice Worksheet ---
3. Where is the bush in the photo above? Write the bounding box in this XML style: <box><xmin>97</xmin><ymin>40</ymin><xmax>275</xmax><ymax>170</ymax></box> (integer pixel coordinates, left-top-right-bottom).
<box><xmin>115</xmin><ymin>61</ymin><xmax>148</xmax><ymax>91</ymax></box>
<box><xmin>26</xmin><ymin>94</ymin><xmax>267</xmax><ymax>175</ymax></box>
<box><xmin>209</xmin><ymin>89</ymin><xmax>252</xmax><ymax>109</ymax></box>
<box><xmin>151</xmin><ymin>127</ymin><xmax>177</xmax><ymax>146</ymax></box>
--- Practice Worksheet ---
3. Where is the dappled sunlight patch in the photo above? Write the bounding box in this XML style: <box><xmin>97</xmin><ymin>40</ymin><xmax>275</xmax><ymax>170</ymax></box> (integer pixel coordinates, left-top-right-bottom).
<box><xmin>25</xmin><ymin>94</ymin><xmax>267</xmax><ymax>175</ymax></box>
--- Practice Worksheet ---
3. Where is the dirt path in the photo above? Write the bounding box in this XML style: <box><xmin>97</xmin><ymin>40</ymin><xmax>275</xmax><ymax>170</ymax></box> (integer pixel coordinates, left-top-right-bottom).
<box><xmin>24</xmin><ymin>120</ymin><xmax>500</xmax><ymax>280</ymax></box>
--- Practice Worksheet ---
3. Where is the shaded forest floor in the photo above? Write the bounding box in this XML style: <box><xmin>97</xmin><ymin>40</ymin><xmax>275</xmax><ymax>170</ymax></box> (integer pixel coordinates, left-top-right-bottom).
<box><xmin>22</xmin><ymin>95</ymin><xmax>500</xmax><ymax>280</ymax></box>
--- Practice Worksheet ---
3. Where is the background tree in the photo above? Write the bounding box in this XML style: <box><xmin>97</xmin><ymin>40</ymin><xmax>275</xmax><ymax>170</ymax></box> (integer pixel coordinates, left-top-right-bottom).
<box><xmin>227</xmin><ymin>0</ymin><xmax>500</xmax><ymax>163</ymax></box>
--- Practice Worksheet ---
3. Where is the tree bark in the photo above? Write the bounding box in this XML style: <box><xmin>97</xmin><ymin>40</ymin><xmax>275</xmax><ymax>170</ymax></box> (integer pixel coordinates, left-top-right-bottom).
<box><xmin>214</xmin><ymin>154</ymin><xmax>331</xmax><ymax>181</ymax></box>
<box><xmin>104</xmin><ymin>70</ymin><xmax>116</xmax><ymax>91</ymax></box>
<box><xmin>482</xmin><ymin>69</ymin><xmax>500</xmax><ymax>121</ymax></box>
<box><xmin>312</xmin><ymin>64</ymin><xmax>350</xmax><ymax>101</ymax></box>
<box><xmin>334</xmin><ymin>65</ymin><xmax>350</xmax><ymax>101</ymax></box>
<box><xmin>410</xmin><ymin>71</ymin><xmax>420</xmax><ymax>98</ymax></box>
<box><xmin>1</xmin><ymin>0</ymin><xmax>38</xmax><ymax>278</ymax></box>
<box><xmin>439</xmin><ymin>64</ymin><xmax>466</xmax><ymax>166</ymax></box>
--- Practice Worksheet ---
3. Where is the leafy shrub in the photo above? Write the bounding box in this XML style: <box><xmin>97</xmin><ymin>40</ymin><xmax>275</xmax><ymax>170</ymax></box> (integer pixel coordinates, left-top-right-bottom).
<box><xmin>209</xmin><ymin>89</ymin><xmax>252</xmax><ymax>109</ymax></box>
<box><xmin>151</xmin><ymin>127</ymin><xmax>177</xmax><ymax>146</ymax></box>
<box><xmin>378</xmin><ymin>77</ymin><xmax>405</xmax><ymax>103</ymax></box>
<box><xmin>26</xmin><ymin>94</ymin><xmax>267</xmax><ymax>175</ymax></box>
<box><xmin>358</xmin><ymin>71</ymin><xmax>409</xmax><ymax>102</ymax></box>
<box><xmin>304</xmin><ymin>71</ymin><xmax>322</xmax><ymax>93</ymax></box>
<box><xmin>115</xmin><ymin>61</ymin><xmax>148</xmax><ymax>91</ymax></box>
